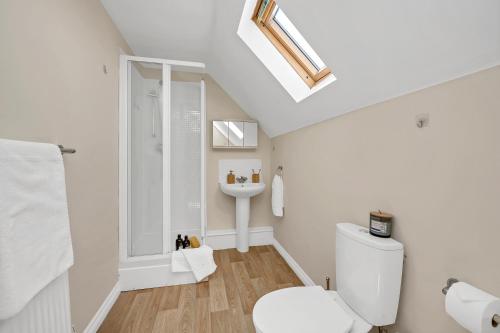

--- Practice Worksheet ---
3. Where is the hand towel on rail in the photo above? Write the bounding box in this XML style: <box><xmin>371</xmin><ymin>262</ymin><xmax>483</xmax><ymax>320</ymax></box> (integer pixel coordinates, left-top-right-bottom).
<box><xmin>272</xmin><ymin>174</ymin><xmax>284</xmax><ymax>217</ymax></box>
<box><xmin>0</xmin><ymin>139</ymin><xmax>74</xmax><ymax>320</ymax></box>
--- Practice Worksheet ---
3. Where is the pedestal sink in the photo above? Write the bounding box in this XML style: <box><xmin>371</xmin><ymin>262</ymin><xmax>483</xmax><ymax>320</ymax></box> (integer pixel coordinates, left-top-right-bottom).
<box><xmin>220</xmin><ymin>182</ymin><xmax>266</xmax><ymax>252</ymax></box>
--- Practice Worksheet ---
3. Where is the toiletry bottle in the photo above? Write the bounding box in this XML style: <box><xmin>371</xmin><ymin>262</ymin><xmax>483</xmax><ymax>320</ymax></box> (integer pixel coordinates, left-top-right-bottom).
<box><xmin>183</xmin><ymin>235</ymin><xmax>191</xmax><ymax>249</ymax></box>
<box><xmin>176</xmin><ymin>234</ymin><xmax>183</xmax><ymax>251</ymax></box>
<box><xmin>252</xmin><ymin>169</ymin><xmax>261</xmax><ymax>183</ymax></box>
<box><xmin>227</xmin><ymin>170</ymin><xmax>235</xmax><ymax>184</ymax></box>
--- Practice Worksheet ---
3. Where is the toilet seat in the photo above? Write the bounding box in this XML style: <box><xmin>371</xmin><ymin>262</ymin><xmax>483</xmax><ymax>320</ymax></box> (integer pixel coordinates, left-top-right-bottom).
<box><xmin>252</xmin><ymin>286</ymin><xmax>372</xmax><ymax>333</ymax></box>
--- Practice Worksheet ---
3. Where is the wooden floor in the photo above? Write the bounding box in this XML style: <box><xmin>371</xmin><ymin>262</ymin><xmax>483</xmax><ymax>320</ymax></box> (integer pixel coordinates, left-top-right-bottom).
<box><xmin>98</xmin><ymin>246</ymin><xmax>303</xmax><ymax>333</ymax></box>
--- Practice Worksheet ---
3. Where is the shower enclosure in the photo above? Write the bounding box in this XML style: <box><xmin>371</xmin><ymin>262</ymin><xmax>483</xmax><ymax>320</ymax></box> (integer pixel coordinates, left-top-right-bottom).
<box><xmin>119</xmin><ymin>55</ymin><xmax>206</xmax><ymax>290</ymax></box>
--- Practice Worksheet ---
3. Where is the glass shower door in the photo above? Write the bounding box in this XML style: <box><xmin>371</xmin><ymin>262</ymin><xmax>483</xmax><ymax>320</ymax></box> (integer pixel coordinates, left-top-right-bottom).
<box><xmin>170</xmin><ymin>81</ymin><xmax>202</xmax><ymax>248</ymax></box>
<box><xmin>128</xmin><ymin>60</ymin><xmax>164</xmax><ymax>257</ymax></box>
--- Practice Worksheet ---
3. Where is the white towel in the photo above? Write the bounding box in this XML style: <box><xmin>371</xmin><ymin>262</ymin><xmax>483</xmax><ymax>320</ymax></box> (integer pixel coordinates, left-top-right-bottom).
<box><xmin>171</xmin><ymin>250</ymin><xmax>192</xmax><ymax>273</ymax></box>
<box><xmin>272</xmin><ymin>174</ymin><xmax>284</xmax><ymax>217</ymax></box>
<box><xmin>0</xmin><ymin>139</ymin><xmax>74</xmax><ymax>320</ymax></box>
<box><xmin>172</xmin><ymin>245</ymin><xmax>217</xmax><ymax>282</ymax></box>
<box><xmin>182</xmin><ymin>246</ymin><xmax>217</xmax><ymax>282</ymax></box>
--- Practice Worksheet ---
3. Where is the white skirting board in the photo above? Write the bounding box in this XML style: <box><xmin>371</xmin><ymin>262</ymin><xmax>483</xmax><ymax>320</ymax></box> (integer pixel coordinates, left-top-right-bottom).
<box><xmin>83</xmin><ymin>281</ymin><xmax>121</xmax><ymax>333</ymax></box>
<box><xmin>272</xmin><ymin>239</ymin><xmax>315</xmax><ymax>287</ymax></box>
<box><xmin>206</xmin><ymin>226</ymin><xmax>274</xmax><ymax>250</ymax></box>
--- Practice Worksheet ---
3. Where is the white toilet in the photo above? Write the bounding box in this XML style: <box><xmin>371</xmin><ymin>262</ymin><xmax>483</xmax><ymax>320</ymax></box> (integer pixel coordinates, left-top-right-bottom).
<box><xmin>253</xmin><ymin>223</ymin><xmax>404</xmax><ymax>333</ymax></box>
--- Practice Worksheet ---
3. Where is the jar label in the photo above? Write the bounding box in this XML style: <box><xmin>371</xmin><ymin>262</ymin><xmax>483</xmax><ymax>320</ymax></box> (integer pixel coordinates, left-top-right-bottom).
<box><xmin>371</xmin><ymin>220</ymin><xmax>388</xmax><ymax>233</ymax></box>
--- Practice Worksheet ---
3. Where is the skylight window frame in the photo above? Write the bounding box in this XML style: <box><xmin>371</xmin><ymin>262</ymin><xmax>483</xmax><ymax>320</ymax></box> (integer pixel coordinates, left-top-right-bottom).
<box><xmin>253</xmin><ymin>0</ymin><xmax>331</xmax><ymax>88</ymax></box>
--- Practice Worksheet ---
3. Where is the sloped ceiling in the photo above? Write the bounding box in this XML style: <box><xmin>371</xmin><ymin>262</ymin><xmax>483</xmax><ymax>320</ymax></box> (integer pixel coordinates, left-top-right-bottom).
<box><xmin>101</xmin><ymin>0</ymin><xmax>500</xmax><ymax>137</ymax></box>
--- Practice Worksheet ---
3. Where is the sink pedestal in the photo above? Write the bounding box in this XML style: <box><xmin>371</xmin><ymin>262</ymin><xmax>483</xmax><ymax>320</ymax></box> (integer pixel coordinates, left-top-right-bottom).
<box><xmin>235</xmin><ymin>197</ymin><xmax>250</xmax><ymax>252</ymax></box>
<box><xmin>219</xmin><ymin>182</ymin><xmax>265</xmax><ymax>254</ymax></box>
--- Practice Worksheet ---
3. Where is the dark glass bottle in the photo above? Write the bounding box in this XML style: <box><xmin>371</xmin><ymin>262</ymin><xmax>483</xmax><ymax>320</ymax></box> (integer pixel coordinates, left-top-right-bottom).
<box><xmin>183</xmin><ymin>235</ymin><xmax>191</xmax><ymax>249</ymax></box>
<box><xmin>175</xmin><ymin>234</ymin><xmax>183</xmax><ymax>250</ymax></box>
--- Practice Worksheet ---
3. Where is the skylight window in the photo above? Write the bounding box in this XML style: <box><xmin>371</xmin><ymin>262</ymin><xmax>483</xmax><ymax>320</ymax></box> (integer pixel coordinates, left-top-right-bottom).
<box><xmin>253</xmin><ymin>0</ymin><xmax>331</xmax><ymax>88</ymax></box>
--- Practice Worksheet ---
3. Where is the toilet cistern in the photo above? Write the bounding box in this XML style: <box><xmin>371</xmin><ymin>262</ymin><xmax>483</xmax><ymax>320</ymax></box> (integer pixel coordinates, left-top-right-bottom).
<box><xmin>219</xmin><ymin>182</ymin><xmax>265</xmax><ymax>252</ymax></box>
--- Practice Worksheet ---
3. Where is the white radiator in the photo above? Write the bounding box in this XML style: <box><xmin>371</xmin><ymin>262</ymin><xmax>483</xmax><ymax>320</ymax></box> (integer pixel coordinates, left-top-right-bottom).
<box><xmin>0</xmin><ymin>271</ymin><xmax>72</xmax><ymax>333</ymax></box>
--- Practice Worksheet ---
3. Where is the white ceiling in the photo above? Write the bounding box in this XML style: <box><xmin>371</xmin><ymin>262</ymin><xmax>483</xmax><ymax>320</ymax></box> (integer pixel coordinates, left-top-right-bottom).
<box><xmin>101</xmin><ymin>0</ymin><xmax>500</xmax><ymax>137</ymax></box>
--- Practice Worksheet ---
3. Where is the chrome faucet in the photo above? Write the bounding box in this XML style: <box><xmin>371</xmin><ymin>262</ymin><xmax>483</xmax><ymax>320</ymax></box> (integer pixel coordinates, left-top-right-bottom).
<box><xmin>236</xmin><ymin>176</ymin><xmax>248</xmax><ymax>183</ymax></box>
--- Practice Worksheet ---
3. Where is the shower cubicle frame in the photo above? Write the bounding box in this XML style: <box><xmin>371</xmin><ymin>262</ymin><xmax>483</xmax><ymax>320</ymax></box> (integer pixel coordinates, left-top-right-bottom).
<box><xmin>118</xmin><ymin>55</ymin><xmax>207</xmax><ymax>287</ymax></box>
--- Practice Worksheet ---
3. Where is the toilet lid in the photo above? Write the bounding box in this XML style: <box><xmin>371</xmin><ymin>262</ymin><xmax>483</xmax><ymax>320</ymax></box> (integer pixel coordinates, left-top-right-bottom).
<box><xmin>253</xmin><ymin>286</ymin><xmax>354</xmax><ymax>333</ymax></box>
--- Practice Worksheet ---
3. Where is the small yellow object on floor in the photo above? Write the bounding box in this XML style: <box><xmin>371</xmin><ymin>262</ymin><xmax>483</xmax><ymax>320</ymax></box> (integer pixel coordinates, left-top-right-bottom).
<box><xmin>189</xmin><ymin>236</ymin><xmax>200</xmax><ymax>248</ymax></box>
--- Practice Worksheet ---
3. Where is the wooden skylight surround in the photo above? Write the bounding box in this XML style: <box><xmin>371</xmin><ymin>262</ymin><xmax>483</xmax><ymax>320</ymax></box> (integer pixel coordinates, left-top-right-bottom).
<box><xmin>253</xmin><ymin>0</ymin><xmax>331</xmax><ymax>88</ymax></box>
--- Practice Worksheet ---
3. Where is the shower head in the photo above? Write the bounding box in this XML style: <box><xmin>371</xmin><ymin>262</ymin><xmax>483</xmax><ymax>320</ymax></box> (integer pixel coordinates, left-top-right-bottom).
<box><xmin>147</xmin><ymin>80</ymin><xmax>162</xmax><ymax>98</ymax></box>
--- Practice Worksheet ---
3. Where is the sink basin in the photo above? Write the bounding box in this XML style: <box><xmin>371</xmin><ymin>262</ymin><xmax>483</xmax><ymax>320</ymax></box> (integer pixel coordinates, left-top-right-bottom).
<box><xmin>220</xmin><ymin>182</ymin><xmax>266</xmax><ymax>198</ymax></box>
<box><xmin>219</xmin><ymin>182</ymin><xmax>266</xmax><ymax>252</ymax></box>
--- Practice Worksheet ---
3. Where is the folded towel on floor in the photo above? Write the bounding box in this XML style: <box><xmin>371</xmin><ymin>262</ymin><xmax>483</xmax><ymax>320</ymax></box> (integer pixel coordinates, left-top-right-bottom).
<box><xmin>171</xmin><ymin>250</ymin><xmax>192</xmax><ymax>273</ymax></box>
<box><xmin>0</xmin><ymin>139</ymin><xmax>74</xmax><ymax>320</ymax></box>
<box><xmin>182</xmin><ymin>245</ymin><xmax>217</xmax><ymax>282</ymax></box>
<box><xmin>172</xmin><ymin>245</ymin><xmax>217</xmax><ymax>282</ymax></box>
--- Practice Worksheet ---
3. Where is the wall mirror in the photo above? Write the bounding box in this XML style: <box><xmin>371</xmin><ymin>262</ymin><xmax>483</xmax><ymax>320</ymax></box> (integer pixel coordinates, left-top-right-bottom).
<box><xmin>212</xmin><ymin>120</ymin><xmax>258</xmax><ymax>149</ymax></box>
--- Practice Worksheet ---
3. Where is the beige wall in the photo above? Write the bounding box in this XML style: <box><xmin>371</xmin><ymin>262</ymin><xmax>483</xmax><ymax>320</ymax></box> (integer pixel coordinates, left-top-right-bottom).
<box><xmin>206</xmin><ymin>76</ymin><xmax>275</xmax><ymax>230</ymax></box>
<box><xmin>173</xmin><ymin>72</ymin><xmax>276</xmax><ymax>230</ymax></box>
<box><xmin>271</xmin><ymin>66</ymin><xmax>500</xmax><ymax>333</ymax></box>
<box><xmin>0</xmin><ymin>0</ymin><xmax>131</xmax><ymax>331</ymax></box>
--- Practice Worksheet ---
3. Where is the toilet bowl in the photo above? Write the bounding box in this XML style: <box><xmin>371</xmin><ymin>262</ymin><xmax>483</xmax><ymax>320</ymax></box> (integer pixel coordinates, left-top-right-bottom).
<box><xmin>252</xmin><ymin>223</ymin><xmax>404</xmax><ymax>332</ymax></box>
<box><xmin>253</xmin><ymin>286</ymin><xmax>372</xmax><ymax>333</ymax></box>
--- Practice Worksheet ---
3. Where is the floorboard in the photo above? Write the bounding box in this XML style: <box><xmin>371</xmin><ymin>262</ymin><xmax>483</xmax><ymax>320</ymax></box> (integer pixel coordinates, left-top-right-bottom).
<box><xmin>98</xmin><ymin>246</ymin><xmax>303</xmax><ymax>333</ymax></box>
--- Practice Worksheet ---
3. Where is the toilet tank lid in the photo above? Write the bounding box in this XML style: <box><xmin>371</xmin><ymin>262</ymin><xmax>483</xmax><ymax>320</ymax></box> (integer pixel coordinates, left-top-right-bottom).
<box><xmin>336</xmin><ymin>223</ymin><xmax>403</xmax><ymax>251</ymax></box>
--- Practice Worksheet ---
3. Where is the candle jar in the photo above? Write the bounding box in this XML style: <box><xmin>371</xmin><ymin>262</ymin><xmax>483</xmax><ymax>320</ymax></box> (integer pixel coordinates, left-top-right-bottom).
<box><xmin>369</xmin><ymin>211</ymin><xmax>393</xmax><ymax>238</ymax></box>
